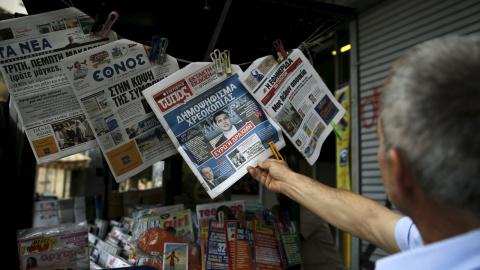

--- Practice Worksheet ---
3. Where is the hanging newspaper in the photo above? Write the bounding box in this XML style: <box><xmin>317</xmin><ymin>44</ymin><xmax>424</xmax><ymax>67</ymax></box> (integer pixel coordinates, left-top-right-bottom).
<box><xmin>0</xmin><ymin>7</ymin><xmax>118</xmax><ymax>164</ymax></box>
<box><xmin>59</xmin><ymin>38</ymin><xmax>179</xmax><ymax>182</ymax></box>
<box><xmin>143</xmin><ymin>63</ymin><xmax>285</xmax><ymax>198</ymax></box>
<box><xmin>239</xmin><ymin>49</ymin><xmax>346</xmax><ymax>165</ymax></box>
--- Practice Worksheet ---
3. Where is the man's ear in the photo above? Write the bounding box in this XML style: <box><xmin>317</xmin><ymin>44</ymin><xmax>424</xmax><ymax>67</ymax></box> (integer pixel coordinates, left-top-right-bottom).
<box><xmin>388</xmin><ymin>148</ymin><xmax>415</xmax><ymax>198</ymax></box>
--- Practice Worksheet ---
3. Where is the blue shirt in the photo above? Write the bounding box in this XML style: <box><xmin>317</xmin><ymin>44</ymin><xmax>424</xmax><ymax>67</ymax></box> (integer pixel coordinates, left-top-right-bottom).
<box><xmin>376</xmin><ymin>217</ymin><xmax>480</xmax><ymax>269</ymax></box>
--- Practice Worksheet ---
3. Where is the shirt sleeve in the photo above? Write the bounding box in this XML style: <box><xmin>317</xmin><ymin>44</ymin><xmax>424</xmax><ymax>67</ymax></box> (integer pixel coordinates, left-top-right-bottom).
<box><xmin>395</xmin><ymin>216</ymin><xmax>424</xmax><ymax>251</ymax></box>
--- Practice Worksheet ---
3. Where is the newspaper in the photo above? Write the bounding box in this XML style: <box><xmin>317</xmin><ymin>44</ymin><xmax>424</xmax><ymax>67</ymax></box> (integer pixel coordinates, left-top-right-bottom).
<box><xmin>0</xmin><ymin>7</ymin><xmax>118</xmax><ymax>164</ymax></box>
<box><xmin>143</xmin><ymin>63</ymin><xmax>285</xmax><ymax>199</ymax></box>
<box><xmin>59</xmin><ymin>38</ymin><xmax>179</xmax><ymax>182</ymax></box>
<box><xmin>239</xmin><ymin>49</ymin><xmax>346</xmax><ymax>165</ymax></box>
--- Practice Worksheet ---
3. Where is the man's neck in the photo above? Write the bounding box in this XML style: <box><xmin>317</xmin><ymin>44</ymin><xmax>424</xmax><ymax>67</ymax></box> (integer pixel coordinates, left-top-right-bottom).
<box><xmin>223</xmin><ymin>126</ymin><xmax>238</xmax><ymax>139</ymax></box>
<box><xmin>410</xmin><ymin>194</ymin><xmax>480</xmax><ymax>245</ymax></box>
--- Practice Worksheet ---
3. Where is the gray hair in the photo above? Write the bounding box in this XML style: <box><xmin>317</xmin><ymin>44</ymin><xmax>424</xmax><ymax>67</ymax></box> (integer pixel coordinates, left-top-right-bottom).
<box><xmin>379</xmin><ymin>34</ymin><xmax>480</xmax><ymax>218</ymax></box>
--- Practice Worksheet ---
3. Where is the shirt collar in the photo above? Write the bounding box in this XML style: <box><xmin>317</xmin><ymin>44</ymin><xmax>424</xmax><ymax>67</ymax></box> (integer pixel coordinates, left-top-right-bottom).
<box><xmin>376</xmin><ymin>228</ymin><xmax>480</xmax><ymax>270</ymax></box>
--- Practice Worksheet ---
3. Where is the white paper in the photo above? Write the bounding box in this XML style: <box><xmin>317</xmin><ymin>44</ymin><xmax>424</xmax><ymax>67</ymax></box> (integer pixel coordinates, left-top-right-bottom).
<box><xmin>0</xmin><ymin>7</ymin><xmax>118</xmax><ymax>164</ymax></box>
<box><xmin>143</xmin><ymin>63</ymin><xmax>285</xmax><ymax>198</ymax></box>
<box><xmin>59</xmin><ymin>38</ymin><xmax>179</xmax><ymax>182</ymax></box>
<box><xmin>239</xmin><ymin>49</ymin><xmax>346</xmax><ymax>165</ymax></box>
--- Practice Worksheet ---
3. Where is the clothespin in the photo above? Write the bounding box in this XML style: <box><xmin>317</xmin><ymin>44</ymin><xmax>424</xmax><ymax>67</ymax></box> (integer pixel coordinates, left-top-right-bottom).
<box><xmin>221</xmin><ymin>50</ymin><xmax>231</xmax><ymax>75</ymax></box>
<box><xmin>210</xmin><ymin>49</ymin><xmax>223</xmax><ymax>74</ymax></box>
<box><xmin>99</xmin><ymin>11</ymin><xmax>118</xmax><ymax>37</ymax></box>
<box><xmin>156</xmin><ymin>38</ymin><xmax>169</xmax><ymax>64</ymax></box>
<box><xmin>273</xmin><ymin>39</ymin><xmax>288</xmax><ymax>62</ymax></box>
<box><xmin>149</xmin><ymin>36</ymin><xmax>161</xmax><ymax>62</ymax></box>
<box><xmin>89</xmin><ymin>2</ymin><xmax>106</xmax><ymax>35</ymax></box>
<box><xmin>218</xmin><ymin>211</ymin><xmax>225</xmax><ymax>228</ymax></box>
<box><xmin>269</xmin><ymin>141</ymin><xmax>284</xmax><ymax>161</ymax></box>
<box><xmin>330</xmin><ymin>121</ymin><xmax>345</xmax><ymax>141</ymax></box>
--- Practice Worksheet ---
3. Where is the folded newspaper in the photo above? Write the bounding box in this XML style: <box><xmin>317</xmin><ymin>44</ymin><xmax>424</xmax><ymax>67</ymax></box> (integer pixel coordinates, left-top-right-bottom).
<box><xmin>239</xmin><ymin>49</ymin><xmax>346</xmax><ymax>165</ymax></box>
<box><xmin>143</xmin><ymin>63</ymin><xmax>285</xmax><ymax>198</ymax></box>
<box><xmin>0</xmin><ymin>7</ymin><xmax>118</xmax><ymax>164</ymax></box>
<box><xmin>59</xmin><ymin>38</ymin><xmax>179</xmax><ymax>182</ymax></box>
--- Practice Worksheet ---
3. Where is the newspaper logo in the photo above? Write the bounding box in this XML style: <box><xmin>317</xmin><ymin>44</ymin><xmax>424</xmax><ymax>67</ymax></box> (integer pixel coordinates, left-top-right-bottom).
<box><xmin>153</xmin><ymin>80</ymin><xmax>193</xmax><ymax>112</ymax></box>
<box><xmin>89</xmin><ymin>51</ymin><xmax>111</xmax><ymax>68</ymax></box>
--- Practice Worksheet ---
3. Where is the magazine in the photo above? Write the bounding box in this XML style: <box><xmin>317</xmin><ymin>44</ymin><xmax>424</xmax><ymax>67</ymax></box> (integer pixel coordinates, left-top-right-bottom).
<box><xmin>16</xmin><ymin>221</ymin><xmax>89</xmax><ymax>270</ymax></box>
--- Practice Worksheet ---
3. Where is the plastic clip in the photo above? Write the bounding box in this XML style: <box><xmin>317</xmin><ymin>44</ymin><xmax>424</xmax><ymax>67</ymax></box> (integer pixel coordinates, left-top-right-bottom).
<box><xmin>157</xmin><ymin>38</ymin><xmax>169</xmax><ymax>64</ymax></box>
<box><xmin>221</xmin><ymin>50</ymin><xmax>231</xmax><ymax>75</ymax></box>
<box><xmin>149</xmin><ymin>35</ymin><xmax>161</xmax><ymax>62</ymax></box>
<box><xmin>268</xmin><ymin>141</ymin><xmax>284</xmax><ymax>161</ymax></box>
<box><xmin>273</xmin><ymin>39</ymin><xmax>288</xmax><ymax>62</ymax></box>
<box><xmin>210</xmin><ymin>49</ymin><xmax>223</xmax><ymax>74</ymax></box>
<box><xmin>330</xmin><ymin>121</ymin><xmax>345</xmax><ymax>141</ymax></box>
<box><xmin>99</xmin><ymin>11</ymin><xmax>118</xmax><ymax>38</ymax></box>
<box><xmin>89</xmin><ymin>2</ymin><xmax>106</xmax><ymax>35</ymax></box>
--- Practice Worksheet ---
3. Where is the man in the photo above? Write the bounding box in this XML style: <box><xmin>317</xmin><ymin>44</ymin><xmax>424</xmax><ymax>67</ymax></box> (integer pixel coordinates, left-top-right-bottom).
<box><xmin>247</xmin><ymin>34</ymin><xmax>480</xmax><ymax>269</ymax></box>
<box><xmin>213</xmin><ymin>110</ymin><xmax>246</xmax><ymax>147</ymax></box>
<box><xmin>201</xmin><ymin>165</ymin><xmax>227</xmax><ymax>190</ymax></box>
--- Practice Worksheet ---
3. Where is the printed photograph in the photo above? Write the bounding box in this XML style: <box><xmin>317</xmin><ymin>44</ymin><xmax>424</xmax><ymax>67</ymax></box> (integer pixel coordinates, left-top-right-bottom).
<box><xmin>274</xmin><ymin>100</ymin><xmax>302</xmax><ymax>137</ymax></box>
<box><xmin>37</xmin><ymin>23</ymin><xmax>52</xmax><ymax>34</ymax></box>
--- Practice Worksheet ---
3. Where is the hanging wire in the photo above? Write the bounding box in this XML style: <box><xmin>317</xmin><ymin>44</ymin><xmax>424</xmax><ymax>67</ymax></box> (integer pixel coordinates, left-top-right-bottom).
<box><xmin>297</xmin><ymin>20</ymin><xmax>342</xmax><ymax>65</ymax></box>
<box><xmin>60</xmin><ymin>0</ymin><xmax>74</xmax><ymax>7</ymax></box>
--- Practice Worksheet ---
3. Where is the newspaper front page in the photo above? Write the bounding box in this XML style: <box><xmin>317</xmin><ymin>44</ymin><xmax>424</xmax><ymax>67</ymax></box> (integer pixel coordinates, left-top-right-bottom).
<box><xmin>239</xmin><ymin>49</ymin><xmax>346</xmax><ymax>165</ymax></box>
<box><xmin>143</xmin><ymin>63</ymin><xmax>285</xmax><ymax>199</ymax></box>
<box><xmin>59</xmin><ymin>38</ymin><xmax>179</xmax><ymax>182</ymax></box>
<box><xmin>0</xmin><ymin>7</ymin><xmax>118</xmax><ymax>163</ymax></box>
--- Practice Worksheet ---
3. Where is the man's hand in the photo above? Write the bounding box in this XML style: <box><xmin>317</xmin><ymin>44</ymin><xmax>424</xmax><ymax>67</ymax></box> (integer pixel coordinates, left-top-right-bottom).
<box><xmin>247</xmin><ymin>159</ymin><xmax>294</xmax><ymax>194</ymax></box>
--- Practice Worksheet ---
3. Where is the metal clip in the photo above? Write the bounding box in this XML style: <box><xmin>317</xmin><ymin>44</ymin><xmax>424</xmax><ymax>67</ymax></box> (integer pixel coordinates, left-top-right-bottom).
<box><xmin>210</xmin><ymin>49</ymin><xmax>223</xmax><ymax>74</ymax></box>
<box><xmin>221</xmin><ymin>50</ymin><xmax>231</xmax><ymax>75</ymax></box>
<box><xmin>99</xmin><ymin>11</ymin><xmax>118</xmax><ymax>37</ymax></box>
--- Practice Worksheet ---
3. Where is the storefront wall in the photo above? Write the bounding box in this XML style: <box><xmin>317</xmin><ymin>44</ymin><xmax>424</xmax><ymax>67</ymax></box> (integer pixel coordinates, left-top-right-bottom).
<box><xmin>355</xmin><ymin>0</ymin><xmax>480</xmax><ymax>267</ymax></box>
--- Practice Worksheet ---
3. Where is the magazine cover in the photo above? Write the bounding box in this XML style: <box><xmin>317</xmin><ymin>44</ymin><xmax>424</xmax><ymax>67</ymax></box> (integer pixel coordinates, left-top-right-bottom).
<box><xmin>143</xmin><ymin>63</ymin><xmax>285</xmax><ymax>198</ymax></box>
<box><xmin>163</xmin><ymin>243</ymin><xmax>188</xmax><ymax>270</ymax></box>
<box><xmin>16</xmin><ymin>221</ymin><xmax>89</xmax><ymax>270</ymax></box>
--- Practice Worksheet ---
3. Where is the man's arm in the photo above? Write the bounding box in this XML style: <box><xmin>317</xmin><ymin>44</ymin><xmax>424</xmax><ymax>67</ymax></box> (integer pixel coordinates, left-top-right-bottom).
<box><xmin>247</xmin><ymin>159</ymin><xmax>404</xmax><ymax>254</ymax></box>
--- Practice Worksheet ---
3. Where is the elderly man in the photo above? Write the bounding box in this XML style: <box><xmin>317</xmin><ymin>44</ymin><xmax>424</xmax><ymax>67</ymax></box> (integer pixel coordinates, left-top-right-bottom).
<box><xmin>247</xmin><ymin>34</ymin><xmax>480</xmax><ymax>269</ymax></box>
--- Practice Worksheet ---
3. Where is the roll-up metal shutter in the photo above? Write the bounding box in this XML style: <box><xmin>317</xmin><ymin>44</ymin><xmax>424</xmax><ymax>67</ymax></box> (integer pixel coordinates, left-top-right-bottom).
<box><xmin>356</xmin><ymin>0</ymin><xmax>480</xmax><ymax>266</ymax></box>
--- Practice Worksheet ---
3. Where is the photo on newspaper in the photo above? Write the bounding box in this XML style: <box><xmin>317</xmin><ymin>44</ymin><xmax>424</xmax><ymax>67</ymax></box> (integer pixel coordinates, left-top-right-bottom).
<box><xmin>239</xmin><ymin>49</ymin><xmax>346</xmax><ymax>165</ymax></box>
<box><xmin>0</xmin><ymin>7</ymin><xmax>119</xmax><ymax>164</ymax></box>
<box><xmin>143</xmin><ymin>63</ymin><xmax>285</xmax><ymax>199</ymax></box>
<box><xmin>59</xmin><ymin>38</ymin><xmax>180</xmax><ymax>182</ymax></box>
